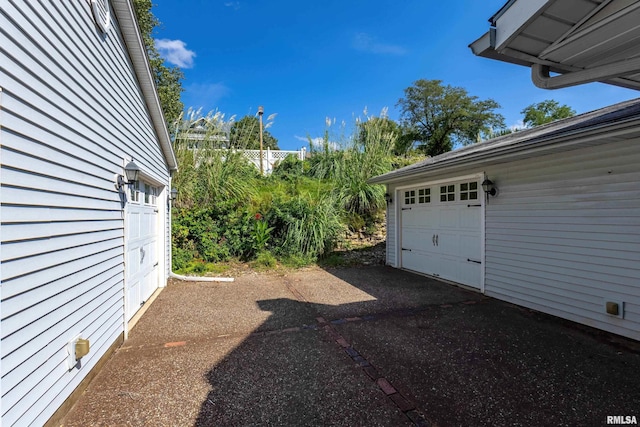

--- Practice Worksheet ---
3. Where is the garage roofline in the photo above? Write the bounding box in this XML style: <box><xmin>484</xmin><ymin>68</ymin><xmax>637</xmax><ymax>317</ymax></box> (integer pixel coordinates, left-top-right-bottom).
<box><xmin>370</xmin><ymin>98</ymin><xmax>640</xmax><ymax>185</ymax></box>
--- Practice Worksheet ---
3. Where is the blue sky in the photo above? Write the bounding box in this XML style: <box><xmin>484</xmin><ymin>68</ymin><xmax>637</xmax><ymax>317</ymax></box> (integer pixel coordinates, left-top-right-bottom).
<box><xmin>151</xmin><ymin>0</ymin><xmax>638</xmax><ymax>151</ymax></box>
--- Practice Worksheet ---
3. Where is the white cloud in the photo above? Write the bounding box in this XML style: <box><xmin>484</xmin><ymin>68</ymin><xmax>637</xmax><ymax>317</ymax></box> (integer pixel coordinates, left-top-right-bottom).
<box><xmin>224</xmin><ymin>2</ymin><xmax>240</xmax><ymax>9</ymax></box>
<box><xmin>155</xmin><ymin>39</ymin><xmax>196</xmax><ymax>68</ymax></box>
<box><xmin>510</xmin><ymin>119</ymin><xmax>526</xmax><ymax>131</ymax></box>
<box><xmin>352</xmin><ymin>32</ymin><xmax>407</xmax><ymax>55</ymax></box>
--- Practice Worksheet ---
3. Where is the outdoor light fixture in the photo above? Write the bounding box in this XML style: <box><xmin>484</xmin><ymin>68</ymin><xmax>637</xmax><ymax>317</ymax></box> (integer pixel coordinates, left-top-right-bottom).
<box><xmin>170</xmin><ymin>187</ymin><xmax>178</xmax><ymax>201</ymax></box>
<box><xmin>124</xmin><ymin>159</ymin><xmax>141</xmax><ymax>184</ymax></box>
<box><xmin>115</xmin><ymin>174</ymin><xmax>126</xmax><ymax>191</ymax></box>
<box><xmin>482</xmin><ymin>178</ymin><xmax>497</xmax><ymax>197</ymax></box>
<box><xmin>384</xmin><ymin>193</ymin><xmax>393</xmax><ymax>204</ymax></box>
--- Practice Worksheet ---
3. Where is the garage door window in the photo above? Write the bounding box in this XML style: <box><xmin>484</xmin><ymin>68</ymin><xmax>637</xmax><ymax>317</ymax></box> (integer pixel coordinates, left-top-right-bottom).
<box><xmin>130</xmin><ymin>182</ymin><xmax>158</xmax><ymax>205</ymax></box>
<box><xmin>440</xmin><ymin>185</ymin><xmax>455</xmax><ymax>202</ymax></box>
<box><xmin>129</xmin><ymin>183</ymin><xmax>140</xmax><ymax>203</ymax></box>
<box><xmin>404</xmin><ymin>190</ymin><xmax>416</xmax><ymax>205</ymax></box>
<box><xmin>460</xmin><ymin>182</ymin><xmax>478</xmax><ymax>201</ymax></box>
<box><xmin>418</xmin><ymin>188</ymin><xmax>431</xmax><ymax>204</ymax></box>
<box><xmin>143</xmin><ymin>183</ymin><xmax>157</xmax><ymax>206</ymax></box>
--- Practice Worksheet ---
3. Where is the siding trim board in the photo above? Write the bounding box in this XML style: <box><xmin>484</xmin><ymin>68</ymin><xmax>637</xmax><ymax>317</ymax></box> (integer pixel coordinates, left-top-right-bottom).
<box><xmin>376</xmin><ymin>101</ymin><xmax>640</xmax><ymax>342</ymax></box>
<box><xmin>1</xmin><ymin>0</ymin><xmax>175</xmax><ymax>424</ymax></box>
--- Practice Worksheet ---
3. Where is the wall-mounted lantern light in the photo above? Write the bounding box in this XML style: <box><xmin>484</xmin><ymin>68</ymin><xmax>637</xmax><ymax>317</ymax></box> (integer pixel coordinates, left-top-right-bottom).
<box><xmin>482</xmin><ymin>178</ymin><xmax>497</xmax><ymax>197</ymax></box>
<box><xmin>124</xmin><ymin>159</ymin><xmax>141</xmax><ymax>184</ymax></box>
<box><xmin>115</xmin><ymin>174</ymin><xmax>126</xmax><ymax>191</ymax></box>
<box><xmin>170</xmin><ymin>187</ymin><xmax>178</xmax><ymax>201</ymax></box>
<box><xmin>384</xmin><ymin>193</ymin><xmax>393</xmax><ymax>204</ymax></box>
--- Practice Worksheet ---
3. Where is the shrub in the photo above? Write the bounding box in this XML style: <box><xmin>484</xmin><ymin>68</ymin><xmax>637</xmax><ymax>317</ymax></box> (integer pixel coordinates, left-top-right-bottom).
<box><xmin>267</xmin><ymin>194</ymin><xmax>344</xmax><ymax>260</ymax></box>
<box><xmin>169</xmin><ymin>107</ymin><xmax>399</xmax><ymax>272</ymax></box>
<box><xmin>171</xmin><ymin>202</ymin><xmax>254</xmax><ymax>264</ymax></box>
<box><xmin>344</xmin><ymin>212</ymin><xmax>366</xmax><ymax>232</ymax></box>
<box><xmin>271</xmin><ymin>155</ymin><xmax>306</xmax><ymax>181</ymax></box>
<box><xmin>172</xmin><ymin>246</ymin><xmax>194</xmax><ymax>271</ymax></box>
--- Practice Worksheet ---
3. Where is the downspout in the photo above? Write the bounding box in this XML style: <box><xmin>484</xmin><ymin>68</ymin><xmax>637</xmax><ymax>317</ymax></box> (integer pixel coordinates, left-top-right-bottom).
<box><xmin>531</xmin><ymin>58</ymin><xmax>640</xmax><ymax>89</ymax></box>
<box><xmin>169</xmin><ymin>272</ymin><xmax>234</xmax><ymax>282</ymax></box>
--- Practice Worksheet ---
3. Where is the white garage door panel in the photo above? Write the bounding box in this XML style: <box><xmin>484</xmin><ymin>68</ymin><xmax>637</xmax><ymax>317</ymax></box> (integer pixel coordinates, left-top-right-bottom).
<box><xmin>460</xmin><ymin>234</ymin><xmax>482</xmax><ymax>261</ymax></box>
<box><xmin>436</xmin><ymin>231</ymin><xmax>459</xmax><ymax>257</ymax></box>
<box><xmin>400</xmin><ymin>179</ymin><xmax>482</xmax><ymax>289</ymax></box>
<box><xmin>439</xmin><ymin>207</ymin><xmax>459</xmax><ymax>228</ymax></box>
<box><xmin>403</xmin><ymin>208</ymin><xmax>437</xmax><ymax>228</ymax></box>
<box><xmin>457</xmin><ymin>259</ymin><xmax>481</xmax><ymax>287</ymax></box>
<box><xmin>460</xmin><ymin>207</ymin><xmax>481</xmax><ymax>229</ymax></box>
<box><xmin>402</xmin><ymin>250</ymin><xmax>438</xmax><ymax>276</ymax></box>
<box><xmin>401</xmin><ymin>229</ymin><xmax>436</xmax><ymax>252</ymax></box>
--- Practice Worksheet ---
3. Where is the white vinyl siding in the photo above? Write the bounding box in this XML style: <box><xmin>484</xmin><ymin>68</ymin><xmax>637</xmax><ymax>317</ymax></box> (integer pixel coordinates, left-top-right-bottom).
<box><xmin>1</xmin><ymin>2</ymin><xmax>170</xmax><ymax>426</ymax></box>
<box><xmin>386</xmin><ymin>193</ymin><xmax>397</xmax><ymax>267</ymax></box>
<box><xmin>483</xmin><ymin>140</ymin><xmax>640</xmax><ymax>341</ymax></box>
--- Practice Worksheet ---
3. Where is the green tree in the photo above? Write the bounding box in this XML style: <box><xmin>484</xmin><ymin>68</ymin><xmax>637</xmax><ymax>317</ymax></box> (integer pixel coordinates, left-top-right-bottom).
<box><xmin>397</xmin><ymin>79</ymin><xmax>505</xmax><ymax>156</ymax></box>
<box><xmin>229</xmin><ymin>115</ymin><xmax>279</xmax><ymax>150</ymax></box>
<box><xmin>521</xmin><ymin>100</ymin><xmax>576</xmax><ymax>127</ymax></box>
<box><xmin>132</xmin><ymin>0</ymin><xmax>184</xmax><ymax>131</ymax></box>
<box><xmin>356</xmin><ymin>117</ymin><xmax>400</xmax><ymax>151</ymax></box>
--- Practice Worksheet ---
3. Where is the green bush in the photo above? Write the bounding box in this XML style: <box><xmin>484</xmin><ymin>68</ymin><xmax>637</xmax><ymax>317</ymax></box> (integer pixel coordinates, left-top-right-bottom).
<box><xmin>271</xmin><ymin>155</ymin><xmax>306</xmax><ymax>181</ymax></box>
<box><xmin>172</xmin><ymin>246</ymin><xmax>194</xmax><ymax>271</ymax></box>
<box><xmin>267</xmin><ymin>194</ymin><xmax>344</xmax><ymax>260</ymax></box>
<box><xmin>171</xmin><ymin>202</ymin><xmax>254</xmax><ymax>264</ymax></box>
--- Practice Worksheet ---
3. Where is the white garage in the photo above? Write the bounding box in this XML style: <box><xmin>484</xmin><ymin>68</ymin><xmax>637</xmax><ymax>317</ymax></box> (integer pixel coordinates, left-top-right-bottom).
<box><xmin>371</xmin><ymin>99</ymin><xmax>640</xmax><ymax>342</ymax></box>
<box><xmin>398</xmin><ymin>175</ymin><xmax>483</xmax><ymax>289</ymax></box>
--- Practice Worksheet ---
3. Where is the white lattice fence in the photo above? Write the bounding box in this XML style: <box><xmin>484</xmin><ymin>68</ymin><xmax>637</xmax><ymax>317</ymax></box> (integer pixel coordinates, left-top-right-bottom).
<box><xmin>241</xmin><ymin>147</ymin><xmax>306</xmax><ymax>175</ymax></box>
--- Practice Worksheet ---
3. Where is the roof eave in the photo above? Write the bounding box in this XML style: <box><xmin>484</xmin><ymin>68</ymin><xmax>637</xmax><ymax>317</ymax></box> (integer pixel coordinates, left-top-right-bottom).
<box><xmin>111</xmin><ymin>0</ymin><xmax>178</xmax><ymax>172</ymax></box>
<box><xmin>369</xmin><ymin>116</ymin><xmax>640</xmax><ymax>185</ymax></box>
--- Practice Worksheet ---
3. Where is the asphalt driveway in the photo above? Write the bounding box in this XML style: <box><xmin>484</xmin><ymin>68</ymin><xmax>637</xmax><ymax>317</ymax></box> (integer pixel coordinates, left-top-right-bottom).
<box><xmin>61</xmin><ymin>266</ymin><xmax>640</xmax><ymax>426</ymax></box>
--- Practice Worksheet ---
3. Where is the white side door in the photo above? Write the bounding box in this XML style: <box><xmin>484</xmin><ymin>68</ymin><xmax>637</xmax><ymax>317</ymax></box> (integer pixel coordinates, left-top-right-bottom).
<box><xmin>125</xmin><ymin>182</ymin><xmax>159</xmax><ymax>321</ymax></box>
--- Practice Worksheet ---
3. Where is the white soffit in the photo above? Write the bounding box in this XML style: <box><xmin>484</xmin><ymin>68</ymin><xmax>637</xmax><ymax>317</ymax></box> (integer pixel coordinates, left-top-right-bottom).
<box><xmin>470</xmin><ymin>0</ymin><xmax>640</xmax><ymax>90</ymax></box>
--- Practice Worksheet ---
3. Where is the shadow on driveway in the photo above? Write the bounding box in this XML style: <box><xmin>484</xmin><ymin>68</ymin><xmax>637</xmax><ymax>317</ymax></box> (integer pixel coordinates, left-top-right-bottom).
<box><xmin>62</xmin><ymin>266</ymin><xmax>640</xmax><ymax>427</ymax></box>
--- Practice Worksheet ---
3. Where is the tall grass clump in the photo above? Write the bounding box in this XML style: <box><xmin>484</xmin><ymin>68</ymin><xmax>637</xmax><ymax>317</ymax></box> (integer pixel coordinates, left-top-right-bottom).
<box><xmin>337</xmin><ymin>110</ymin><xmax>397</xmax><ymax>216</ymax></box>
<box><xmin>267</xmin><ymin>194</ymin><xmax>344</xmax><ymax>261</ymax></box>
<box><xmin>305</xmin><ymin>108</ymin><xmax>397</xmax><ymax>228</ymax></box>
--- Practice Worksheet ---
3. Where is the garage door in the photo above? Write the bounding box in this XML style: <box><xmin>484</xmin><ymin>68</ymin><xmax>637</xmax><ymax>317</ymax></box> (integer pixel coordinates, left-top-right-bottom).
<box><xmin>125</xmin><ymin>181</ymin><xmax>160</xmax><ymax>321</ymax></box>
<box><xmin>400</xmin><ymin>179</ymin><xmax>482</xmax><ymax>289</ymax></box>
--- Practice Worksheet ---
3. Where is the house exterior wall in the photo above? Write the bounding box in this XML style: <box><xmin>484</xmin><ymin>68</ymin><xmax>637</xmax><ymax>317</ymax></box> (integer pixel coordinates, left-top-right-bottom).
<box><xmin>385</xmin><ymin>189</ymin><xmax>397</xmax><ymax>267</ymax></box>
<box><xmin>482</xmin><ymin>140</ymin><xmax>639</xmax><ymax>341</ymax></box>
<box><xmin>385</xmin><ymin>140</ymin><xmax>639</xmax><ymax>341</ymax></box>
<box><xmin>0</xmin><ymin>1</ymin><xmax>171</xmax><ymax>425</ymax></box>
